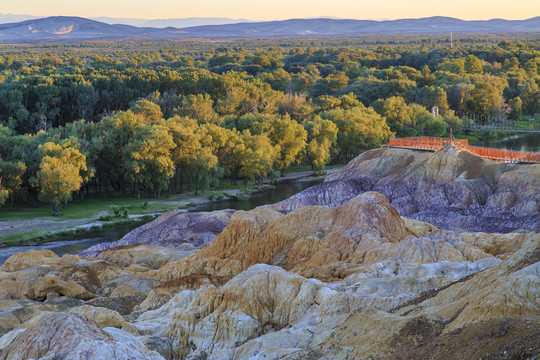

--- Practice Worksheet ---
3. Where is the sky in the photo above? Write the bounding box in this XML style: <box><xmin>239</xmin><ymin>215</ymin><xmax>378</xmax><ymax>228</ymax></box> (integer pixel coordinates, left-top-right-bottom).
<box><xmin>2</xmin><ymin>0</ymin><xmax>539</xmax><ymax>21</ymax></box>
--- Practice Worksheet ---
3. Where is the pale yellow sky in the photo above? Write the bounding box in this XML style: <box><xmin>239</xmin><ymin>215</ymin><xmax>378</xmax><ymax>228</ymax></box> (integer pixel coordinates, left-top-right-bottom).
<box><xmin>3</xmin><ymin>0</ymin><xmax>539</xmax><ymax>20</ymax></box>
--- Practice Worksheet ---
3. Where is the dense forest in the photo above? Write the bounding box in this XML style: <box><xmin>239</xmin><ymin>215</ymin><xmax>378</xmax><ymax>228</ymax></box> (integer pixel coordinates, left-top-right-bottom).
<box><xmin>0</xmin><ymin>34</ymin><xmax>539</xmax><ymax>214</ymax></box>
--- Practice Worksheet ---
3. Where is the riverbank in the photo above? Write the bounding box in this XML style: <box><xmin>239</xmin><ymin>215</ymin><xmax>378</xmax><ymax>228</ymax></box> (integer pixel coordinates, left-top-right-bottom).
<box><xmin>0</xmin><ymin>166</ymin><xmax>340</xmax><ymax>247</ymax></box>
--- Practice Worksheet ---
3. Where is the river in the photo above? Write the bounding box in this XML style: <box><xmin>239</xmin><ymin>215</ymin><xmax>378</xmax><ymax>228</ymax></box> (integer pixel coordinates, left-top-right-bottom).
<box><xmin>477</xmin><ymin>132</ymin><xmax>540</xmax><ymax>153</ymax></box>
<box><xmin>0</xmin><ymin>178</ymin><xmax>323</xmax><ymax>264</ymax></box>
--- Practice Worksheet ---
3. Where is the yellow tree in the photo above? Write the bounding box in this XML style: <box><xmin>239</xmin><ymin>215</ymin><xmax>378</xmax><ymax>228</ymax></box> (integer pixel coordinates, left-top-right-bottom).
<box><xmin>0</xmin><ymin>178</ymin><xmax>8</xmax><ymax>208</ymax></box>
<box><xmin>303</xmin><ymin>117</ymin><xmax>338</xmax><ymax>173</ymax></box>
<box><xmin>261</xmin><ymin>115</ymin><xmax>306</xmax><ymax>175</ymax></box>
<box><xmin>131</xmin><ymin>99</ymin><xmax>163</xmax><ymax>122</ymax></box>
<box><xmin>125</xmin><ymin>123</ymin><xmax>175</xmax><ymax>198</ymax></box>
<box><xmin>0</xmin><ymin>160</ymin><xmax>26</xmax><ymax>208</ymax></box>
<box><xmin>36</xmin><ymin>141</ymin><xmax>88</xmax><ymax>216</ymax></box>
<box><xmin>319</xmin><ymin>107</ymin><xmax>393</xmax><ymax>163</ymax></box>
<box><xmin>180</xmin><ymin>94</ymin><xmax>221</xmax><ymax>124</ymax></box>
<box><xmin>165</xmin><ymin>116</ymin><xmax>202</xmax><ymax>193</ymax></box>
<box><xmin>230</xmin><ymin>114</ymin><xmax>307</xmax><ymax>175</ymax></box>
<box><xmin>198</xmin><ymin>124</ymin><xmax>243</xmax><ymax>182</ymax></box>
<box><xmin>238</xmin><ymin>131</ymin><xmax>277</xmax><ymax>184</ymax></box>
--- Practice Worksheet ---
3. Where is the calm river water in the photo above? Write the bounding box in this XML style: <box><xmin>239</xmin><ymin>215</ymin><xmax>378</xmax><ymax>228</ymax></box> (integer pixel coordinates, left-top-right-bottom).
<box><xmin>479</xmin><ymin>132</ymin><xmax>540</xmax><ymax>152</ymax></box>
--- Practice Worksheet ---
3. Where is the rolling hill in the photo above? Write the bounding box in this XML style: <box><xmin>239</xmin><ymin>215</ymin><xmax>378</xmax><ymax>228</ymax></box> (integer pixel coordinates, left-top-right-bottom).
<box><xmin>0</xmin><ymin>15</ymin><xmax>538</xmax><ymax>41</ymax></box>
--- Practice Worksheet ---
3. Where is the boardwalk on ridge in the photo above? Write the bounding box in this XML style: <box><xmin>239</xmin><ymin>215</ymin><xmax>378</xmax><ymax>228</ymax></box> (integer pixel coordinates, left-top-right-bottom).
<box><xmin>388</xmin><ymin>137</ymin><xmax>540</xmax><ymax>164</ymax></box>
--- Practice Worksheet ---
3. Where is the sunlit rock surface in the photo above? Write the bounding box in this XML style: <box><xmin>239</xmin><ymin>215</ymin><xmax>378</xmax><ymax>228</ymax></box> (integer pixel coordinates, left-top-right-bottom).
<box><xmin>129</xmin><ymin>233</ymin><xmax>538</xmax><ymax>360</ymax></box>
<box><xmin>0</xmin><ymin>147</ymin><xmax>538</xmax><ymax>359</ymax></box>
<box><xmin>0</xmin><ymin>249</ymin><xmax>153</xmax><ymax>301</ymax></box>
<box><xmin>97</xmin><ymin>244</ymin><xmax>197</xmax><ymax>270</ymax></box>
<box><xmin>271</xmin><ymin>147</ymin><xmax>540</xmax><ymax>232</ymax></box>
<box><xmin>0</xmin><ymin>312</ymin><xmax>164</xmax><ymax>360</ymax></box>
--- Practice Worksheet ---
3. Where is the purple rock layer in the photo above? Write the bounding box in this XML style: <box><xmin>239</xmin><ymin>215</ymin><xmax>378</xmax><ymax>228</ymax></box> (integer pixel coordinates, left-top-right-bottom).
<box><xmin>271</xmin><ymin>147</ymin><xmax>540</xmax><ymax>233</ymax></box>
<box><xmin>80</xmin><ymin>210</ymin><xmax>233</xmax><ymax>257</ymax></box>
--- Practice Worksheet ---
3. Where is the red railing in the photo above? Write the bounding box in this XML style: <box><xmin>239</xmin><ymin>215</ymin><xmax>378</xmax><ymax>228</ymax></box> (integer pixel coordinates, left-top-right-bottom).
<box><xmin>388</xmin><ymin>137</ymin><xmax>468</xmax><ymax>151</ymax></box>
<box><xmin>388</xmin><ymin>137</ymin><xmax>540</xmax><ymax>164</ymax></box>
<box><xmin>467</xmin><ymin>146</ymin><xmax>540</xmax><ymax>163</ymax></box>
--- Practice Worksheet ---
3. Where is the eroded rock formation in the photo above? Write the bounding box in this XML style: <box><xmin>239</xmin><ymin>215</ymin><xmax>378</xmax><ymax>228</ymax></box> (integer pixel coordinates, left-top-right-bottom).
<box><xmin>0</xmin><ymin>312</ymin><xmax>164</xmax><ymax>360</ymax></box>
<box><xmin>271</xmin><ymin>147</ymin><xmax>540</xmax><ymax>232</ymax></box>
<box><xmin>0</xmin><ymin>147</ymin><xmax>538</xmax><ymax>360</ymax></box>
<box><xmin>80</xmin><ymin>210</ymin><xmax>233</xmax><ymax>257</ymax></box>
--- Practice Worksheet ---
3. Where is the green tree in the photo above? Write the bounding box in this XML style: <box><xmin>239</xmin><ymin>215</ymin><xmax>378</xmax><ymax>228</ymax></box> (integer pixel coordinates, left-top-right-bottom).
<box><xmin>0</xmin><ymin>178</ymin><xmax>9</xmax><ymax>208</ymax></box>
<box><xmin>125</xmin><ymin>123</ymin><xmax>175</xmax><ymax>198</ymax></box>
<box><xmin>319</xmin><ymin>107</ymin><xmax>393</xmax><ymax>162</ymax></box>
<box><xmin>186</xmin><ymin>147</ymin><xmax>221</xmax><ymax>194</ymax></box>
<box><xmin>373</xmin><ymin>96</ymin><xmax>413</xmax><ymax>136</ymax></box>
<box><xmin>508</xmin><ymin>97</ymin><xmax>523</xmax><ymax>120</ymax></box>
<box><xmin>409</xmin><ymin>104</ymin><xmax>448</xmax><ymax>137</ymax></box>
<box><xmin>465</xmin><ymin>82</ymin><xmax>504</xmax><ymax>118</ymax></box>
<box><xmin>442</xmin><ymin>111</ymin><xmax>462</xmax><ymax>134</ymax></box>
<box><xmin>524</xmin><ymin>59</ymin><xmax>538</xmax><ymax>75</ymax></box>
<box><xmin>521</xmin><ymin>80</ymin><xmax>540</xmax><ymax>115</ymax></box>
<box><xmin>0</xmin><ymin>160</ymin><xmax>26</xmax><ymax>208</ymax></box>
<box><xmin>98</xmin><ymin>110</ymin><xmax>144</xmax><ymax>196</ymax></box>
<box><xmin>417</xmin><ymin>86</ymin><xmax>450</xmax><ymax>114</ymax></box>
<box><xmin>418</xmin><ymin>65</ymin><xmax>436</xmax><ymax>87</ymax></box>
<box><xmin>464</xmin><ymin>55</ymin><xmax>483</xmax><ymax>74</ymax></box>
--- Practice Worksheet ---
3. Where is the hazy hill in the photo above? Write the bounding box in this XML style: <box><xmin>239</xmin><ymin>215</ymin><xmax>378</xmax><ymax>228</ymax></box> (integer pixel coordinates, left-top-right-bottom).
<box><xmin>180</xmin><ymin>16</ymin><xmax>540</xmax><ymax>36</ymax></box>
<box><xmin>0</xmin><ymin>15</ymin><xmax>539</xmax><ymax>41</ymax></box>
<box><xmin>90</xmin><ymin>16</ymin><xmax>254</xmax><ymax>28</ymax></box>
<box><xmin>0</xmin><ymin>13</ymin><xmax>41</xmax><ymax>24</ymax></box>
<box><xmin>0</xmin><ymin>14</ymin><xmax>253</xmax><ymax>27</ymax></box>
<box><xmin>0</xmin><ymin>16</ymin><xmax>155</xmax><ymax>40</ymax></box>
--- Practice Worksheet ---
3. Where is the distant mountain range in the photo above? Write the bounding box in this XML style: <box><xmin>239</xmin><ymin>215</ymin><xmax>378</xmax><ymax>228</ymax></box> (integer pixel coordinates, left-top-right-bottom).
<box><xmin>92</xmin><ymin>17</ymin><xmax>255</xmax><ymax>28</ymax></box>
<box><xmin>0</xmin><ymin>16</ymin><xmax>539</xmax><ymax>42</ymax></box>
<box><xmin>0</xmin><ymin>14</ymin><xmax>254</xmax><ymax>28</ymax></box>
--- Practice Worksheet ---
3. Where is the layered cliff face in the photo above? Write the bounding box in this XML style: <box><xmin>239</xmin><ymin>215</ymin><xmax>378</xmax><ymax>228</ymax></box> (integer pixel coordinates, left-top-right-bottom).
<box><xmin>272</xmin><ymin>147</ymin><xmax>540</xmax><ymax>233</ymax></box>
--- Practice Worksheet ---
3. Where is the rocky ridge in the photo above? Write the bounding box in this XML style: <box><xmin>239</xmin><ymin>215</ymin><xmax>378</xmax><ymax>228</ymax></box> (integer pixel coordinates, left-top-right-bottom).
<box><xmin>0</xmin><ymin>146</ymin><xmax>538</xmax><ymax>359</ymax></box>
<box><xmin>271</xmin><ymin>146</ymin><xmax>540</xmax><ymax>232</ymax></box>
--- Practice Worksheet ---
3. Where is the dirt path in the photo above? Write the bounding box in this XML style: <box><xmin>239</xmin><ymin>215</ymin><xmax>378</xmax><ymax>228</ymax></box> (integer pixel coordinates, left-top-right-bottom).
<box><xmin>276</xmin><ymin>168</ymin><xmax>339</xmax><ymax>183</ymax></box>
<box><xmin>0</xmin><ymin>219</ymin><xmax>96</xmax><ymax>237</ymax></box>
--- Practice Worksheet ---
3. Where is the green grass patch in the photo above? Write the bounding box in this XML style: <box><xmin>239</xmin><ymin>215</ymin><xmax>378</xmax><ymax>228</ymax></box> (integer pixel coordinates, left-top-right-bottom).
<box><xmin>0</xmin><ymin>230</ymin><xmax>65</xmax><ymax>247</ymax></box>
<box><xmin>0</xmin><ymin>166</ymin><xmax>336</xmax><ymax>224</ymax></box>
<box><xmin>0</xmin><ymin>192</ymin><xmax>193</xmax><ymax>223</ymax></box>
